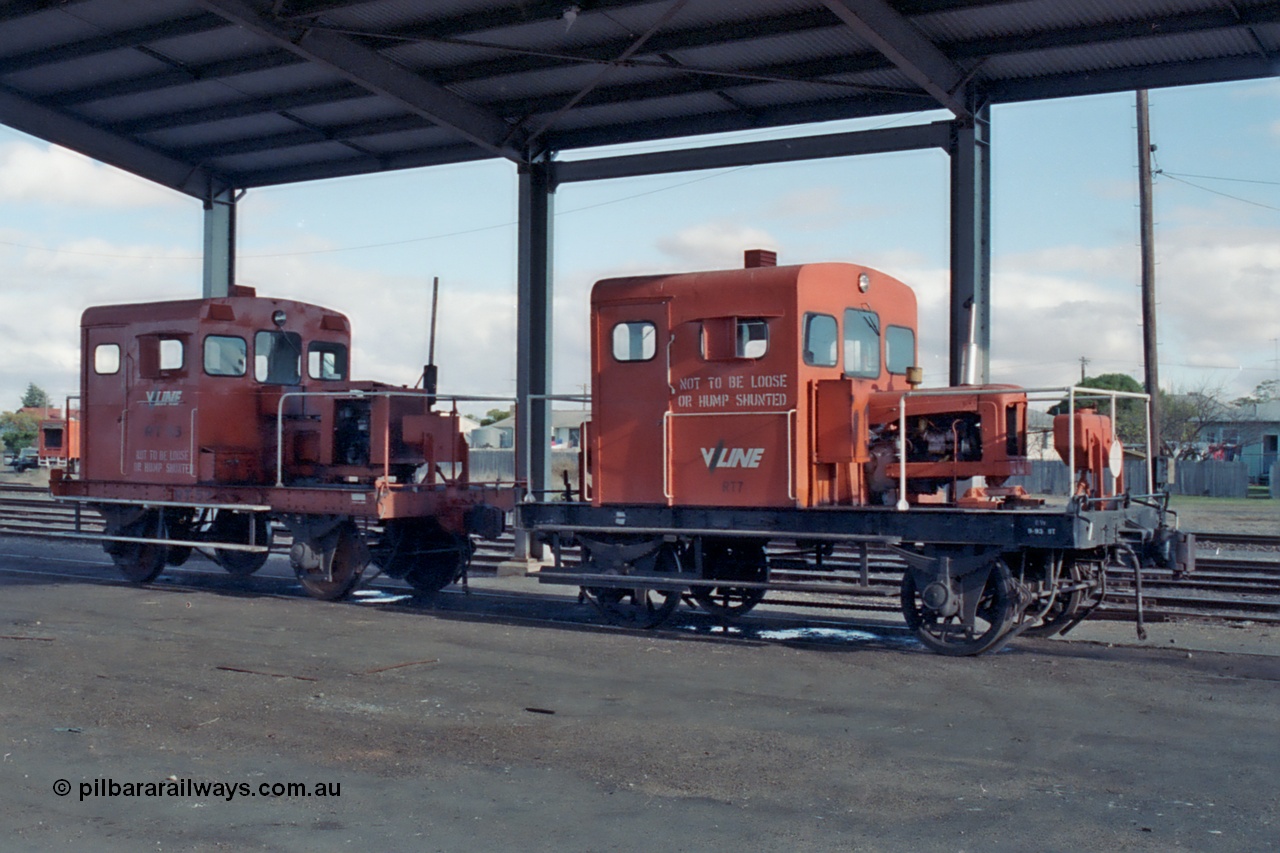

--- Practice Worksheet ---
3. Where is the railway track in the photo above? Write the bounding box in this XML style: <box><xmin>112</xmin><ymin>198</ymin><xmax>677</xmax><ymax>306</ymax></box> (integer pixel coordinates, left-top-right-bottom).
<box><xmin>2</xmin><ymin>482</ymin><xmax>1277</xmax><ymax>625</ymax></box>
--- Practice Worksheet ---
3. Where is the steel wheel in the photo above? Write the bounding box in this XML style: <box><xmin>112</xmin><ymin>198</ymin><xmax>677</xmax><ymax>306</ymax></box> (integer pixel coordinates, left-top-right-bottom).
<box><xmin>105</xmin><ymin>508</ymin><xmax>167</xmax><ymax>583</ymax></box>
<box><xmin>585</xmin><ymin>543</ymin><xmax>682</xmax><ymax>629</ymax></box>
<box><xmin>112</xmin><ymin>539</ymin><xmax>167</xmax><ymax>583</ymax></box>
<box><xmin>402</xmin><ymin>533</ymin><xmax>469</xmax><ymax>594</ymax></box>
<box><xmin>586</xmin><ymin>585</ymin><xmax>682</xmax><ymax>629</ymax></box>
<box><xmin>1021</xmin><ymin>559</ymin><xmax>1084</xmax><ymax>638</ymax></box>
<box><xmin>901</xmin><ymin>558</ymin><xmax>1017</xmax><ymax>656</ymax></box>
<box><xmin>375</xmin><ymin>520</ymin><xmax>470</xmax><ymax>594</ymax></box>
<box><xmin>211</xmin><ymin>512</ymin><xmax>273</xmax><ymax>577</ymax></box>
<box><xmin>291</xmin><ymin>521</ymin><xmax>367</xmax><ymax>600</ymax></box>
<box><xmin>691</xmin><ymin>539</ymin><xmax>767</xmax><ymax>619</ymax></box>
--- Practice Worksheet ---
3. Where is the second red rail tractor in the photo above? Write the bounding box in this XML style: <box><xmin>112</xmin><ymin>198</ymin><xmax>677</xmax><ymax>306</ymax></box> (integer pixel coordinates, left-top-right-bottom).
<box><xmin>521</xmin><ymin>252</ymin><xmax>1193</xmax><ymax>655</ymax></box>
<box><xmin>51</xmin><ymin>286</ymin><xmax>509</xmax><ymax>600</ymax></box>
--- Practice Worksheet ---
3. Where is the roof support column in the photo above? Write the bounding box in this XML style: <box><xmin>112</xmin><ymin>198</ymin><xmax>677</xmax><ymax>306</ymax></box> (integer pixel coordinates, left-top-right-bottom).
<box><xmin>948</xmin><ymin>106</ymin><xmax>991</xmax><ymax>386</ymax></box>
<box><xmin>202</xmin><ymin>188</ymin><xmax>237</xmax><ymax>298</ymax></box>
<box><xmin>515</xmin><ymin>157</ymin><xmax>555</xmax><ymax>509</ymax></box>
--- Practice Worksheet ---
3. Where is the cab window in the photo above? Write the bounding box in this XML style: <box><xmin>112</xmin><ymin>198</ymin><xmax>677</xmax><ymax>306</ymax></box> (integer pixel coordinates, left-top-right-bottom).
<box><xmin>843</xmin><ymin>308</ymin><xmax>881</xmax><ymax>378</ymax></box>
<box><xmin>308</xmin><ymin>342</ymin><xmax>348</xmax><ymax>380</ymax></box>
<box><xmin>886</xmin><ymin>326</ymin><xmax>916</xmax><ymax>375</ymax></box>
<box><xmin>803</xmin><ymin>313</ymin><xmax>838</xmax><ymax>367</ymax></box>
<box><xmin>701</xmin><ymin>318</ymin><xmax>769</xmax><ymax>360</ymax></box>
<box><xmin>94</xmin><ymin>344</ymin><xmax>120</xmax><ymax>375</ymax></box>
<box><xmin>204</xmin><ymin>335</ymin><xmax>246</xmax><ymax>377</ymax></box>
<box><xmin>255</xmin><ymin>330</ymin><xmax>302</xmax><ymax>384</ymax></box>
<box><xmin>612</xmin><ymin>322</ymin><xmax>656</xmax><ymax>362</ymax></box>
<box><xmin>138</xmin><ymin>334</ymin><xmax>187</xmax><ymax>378</ymax></box>
<box><xmin>736</xmin><ymin>319</ymin><xmax>768</xmax><ymax>359</ymax></box>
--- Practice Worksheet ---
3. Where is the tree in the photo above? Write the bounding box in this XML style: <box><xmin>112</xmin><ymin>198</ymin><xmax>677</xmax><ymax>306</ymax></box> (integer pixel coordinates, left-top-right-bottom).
<box><xmin>1050</xmin><ymin>373</ymin><xmax>1147</xmax><ymax>446</ymax></box>
<box><xmin>20</xmin><ymin>383</ymin><xmax>49</xmax><ymax>410</ymax></box>
<box><xmin>1234</xmin><ymin>379</ymin><xmax>1279</xmax><ymax>406</ymax></box>
<box><xmin>0</xmin><ymin>410</ymin><xmax>38</xmax><ymax>455</ymax></box>
<box><xmin>1159</xmin><ymin>389</ymin><xmax>1228</xmax><ymax>458</ymax></box>
<box><xmin>479</xmin><ymin>408</ymin><xmax>511</xmax><ymax>426</ymax></box>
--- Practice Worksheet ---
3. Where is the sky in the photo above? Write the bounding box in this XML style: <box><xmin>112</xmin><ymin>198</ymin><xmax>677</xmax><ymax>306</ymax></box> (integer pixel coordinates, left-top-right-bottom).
<box><xmin>0</xmin><ymin>78</ymin><xmax>1277</xmax><ymax>419</ymax></box>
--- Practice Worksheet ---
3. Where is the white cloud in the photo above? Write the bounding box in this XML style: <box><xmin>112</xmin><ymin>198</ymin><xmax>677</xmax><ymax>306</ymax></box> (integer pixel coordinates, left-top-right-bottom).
<box><xmin>0</xmin><ymin>142</ymin><xmax>185</xmax><ymax>208</ymax></box>
<box><xmin>655</xmin><ymin>221</ymin><xmax>777</xmax><ymax>268</ymax></box>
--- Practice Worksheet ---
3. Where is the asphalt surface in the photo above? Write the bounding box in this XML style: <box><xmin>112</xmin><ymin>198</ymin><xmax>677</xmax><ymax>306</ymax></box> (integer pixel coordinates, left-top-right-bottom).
<box><xmin>1</xmin><ymin>535</ymin><xmax>1277</xmax><ymax>852</ymax></box>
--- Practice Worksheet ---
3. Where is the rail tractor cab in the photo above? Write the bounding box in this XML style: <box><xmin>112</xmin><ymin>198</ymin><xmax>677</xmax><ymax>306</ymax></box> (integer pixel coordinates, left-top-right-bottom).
<box><xmin>524</xmin><ymin>253</ymin><xmax>1189</xmax><ymax>654</ymax></box>
<box><xmin>53</xmin><ymin>287</ymin><xmax>509</xmax><ymax>600</ymax></box>
<box><xmin>588</xmin><ymin>252</ymin><xmax>1033</xmax><ymax>509</ymax></box>
<box><xmin>37</xmin><ymin>409</ymin><xmax>79</xmax><ymax>469</ymax></box>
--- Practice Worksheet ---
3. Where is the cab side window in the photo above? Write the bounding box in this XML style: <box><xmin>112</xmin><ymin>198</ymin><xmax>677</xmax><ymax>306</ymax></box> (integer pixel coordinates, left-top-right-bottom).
<box><xmin>138</xmin><ymin>334</ymin><xmax>187</xmax><ymax>379</ymax></box>
<box><xmin>94</xmin><ymin>343</ymin><xmax>121</xmax><ymax>375</ymax></box>
<box><xmin>701</xmin><ymin>318</ymin><xmax>769</xmax><ymax>360</ymax></box>
<box><xmin>612</xmin><ymin>322</ymin><xmax>656</xmax><ymax>362</ymax></box>
<box><xmin>204</xmin><ymin>335</ymin><xmax>247</xmax><ymax>377</ymax></box>
<box><xmin>886</xmin><ymin>326</ymin><xmax>916</xmax><ymax>375</ymax></box>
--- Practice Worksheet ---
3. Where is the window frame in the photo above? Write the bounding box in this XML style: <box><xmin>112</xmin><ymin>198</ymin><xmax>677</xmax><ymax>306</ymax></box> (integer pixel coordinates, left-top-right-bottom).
<box><xmin>307</xmin><ymin>340</ymin><xmax>349</xmax><ymax>381</ymax></box>
<box><xmin>842</xmin><ymin>307</ymin><xmax>882</xmax><ymax>379</ymax></box>
<box><xmin>203</xmin><ymin>334</ymin><xmax>247</xmax><ymax>377</ymax></box>
<box><xmin>254</xmin><ymin>329</ymin><xmax>303</xmax><ymax>385</ymax></box>
<box><xmin>802</xmin><ymin>312</ymin><xmax>839</xmax><ymax>368</ymax></box>
<box><xmin>611</xmin><ymin>321</ymin><xmax>658</xmax><ymax>363</ymax></box>
<box><xmin>885</xmin><ymin>325</ymin><xmax>916</xmax><ymax>376</ymax></box>
<box><xmin>93</xmin><ymin>343</ymin><xmax>121</xmax><ymax>376</ymax></box>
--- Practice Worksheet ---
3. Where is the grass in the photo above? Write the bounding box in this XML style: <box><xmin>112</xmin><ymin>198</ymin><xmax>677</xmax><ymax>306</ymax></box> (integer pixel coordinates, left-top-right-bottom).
<box><xmin>1167</xmin><ymin>493</ymin><xmax>1279</xmax><ymax>534</ymax></box>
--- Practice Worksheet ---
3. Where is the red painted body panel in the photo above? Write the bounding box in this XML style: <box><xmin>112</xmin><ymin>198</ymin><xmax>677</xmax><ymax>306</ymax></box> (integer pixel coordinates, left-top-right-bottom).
<box><xmin>589</xmin><ymin>262</ymin><xmax>920</xmax><ymax>508</ymax></box>
<box><xmin>57</xmin><ymin>294</ymin><xmax>510</xmax><ymax>528</ymax></box>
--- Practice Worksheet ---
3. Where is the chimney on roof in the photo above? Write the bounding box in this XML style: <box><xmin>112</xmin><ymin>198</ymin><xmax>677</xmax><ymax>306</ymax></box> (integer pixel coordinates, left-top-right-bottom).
<box><xmin>744</xmin><ymin>249</ymin><xmax>776</xmax><ymax>268</ymax></box>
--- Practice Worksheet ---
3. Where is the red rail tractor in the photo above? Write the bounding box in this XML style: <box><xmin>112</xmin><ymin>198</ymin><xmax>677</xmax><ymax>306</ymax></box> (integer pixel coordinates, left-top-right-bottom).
<box><xmin>37</xmin><ymin>407</ymin><xmax>80</xmax><ymax>469</ymax></box>
<box><xmin>50</xmin><ymin>287</ymin><xmax>509</xmax><ymax>599</ymax></box>
<box><xmin>521</xmin><ymin>253</ymin><xmax>1194</xmax><ymax>655</ymax></box>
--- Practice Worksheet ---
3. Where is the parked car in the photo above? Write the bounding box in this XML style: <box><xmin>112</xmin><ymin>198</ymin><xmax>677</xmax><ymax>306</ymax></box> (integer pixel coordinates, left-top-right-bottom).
<box><xmin>12</xmin><ymin>447</ymin><xmax>39</xmax><ymax>472</ymax></box>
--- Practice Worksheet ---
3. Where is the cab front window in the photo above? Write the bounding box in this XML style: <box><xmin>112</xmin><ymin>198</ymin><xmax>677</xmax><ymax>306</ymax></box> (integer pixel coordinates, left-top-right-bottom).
<box><xmin>843</xmin><ymin>308</ymin><xmax>881</xmax><ymax>378</ymax></box>
<box><xmin>255</xmin><ymin>330</ymin><xmax>302</xmax><ymax>384</ymax></box>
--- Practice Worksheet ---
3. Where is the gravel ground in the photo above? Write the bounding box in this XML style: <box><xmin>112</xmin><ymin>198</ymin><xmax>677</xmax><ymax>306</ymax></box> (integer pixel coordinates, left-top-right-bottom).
<box><xmin>1</xmin><ymin>538</ymin><xmax>1278</xmax><ymax>853</ymax></box>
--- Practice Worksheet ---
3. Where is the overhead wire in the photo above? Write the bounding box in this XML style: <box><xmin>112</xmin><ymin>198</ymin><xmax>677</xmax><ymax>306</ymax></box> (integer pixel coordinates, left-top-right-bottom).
<box><xmin>1156</xmin><ymin>171</ymin><xmax>1280</xmax><ymax>212</ymax></box>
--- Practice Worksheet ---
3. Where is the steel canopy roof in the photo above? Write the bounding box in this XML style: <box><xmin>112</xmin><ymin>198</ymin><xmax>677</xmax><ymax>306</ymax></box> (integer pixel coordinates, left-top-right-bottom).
<box><xmin>0</xmin><ymin>0</ymin><xmax>1277</xmax><ymax>199</ymax></box>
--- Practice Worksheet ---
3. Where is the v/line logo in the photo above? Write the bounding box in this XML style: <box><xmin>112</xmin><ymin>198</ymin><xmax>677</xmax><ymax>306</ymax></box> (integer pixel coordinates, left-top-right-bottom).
<box><xmin>700</xmin><ymin>441</ymin><xmax>765</xmax><ymax>471</ymax></box>
<box><xmin>145</xmin><ymin>390</ymin><xmax>183</xmax><ymax>407</ymax></box>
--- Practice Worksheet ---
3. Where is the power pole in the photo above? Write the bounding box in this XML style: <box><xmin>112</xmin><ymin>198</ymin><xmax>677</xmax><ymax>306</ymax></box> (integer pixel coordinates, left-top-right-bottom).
<box><xmin>1137</xmin><ymin>90</ymin><xmax>1162</xmax><ymax>461</ymax></box>
<box><xmin>1079</xmin><ymin>356</ymin><xmax>1090</xmax><ymax>383</ymax></box>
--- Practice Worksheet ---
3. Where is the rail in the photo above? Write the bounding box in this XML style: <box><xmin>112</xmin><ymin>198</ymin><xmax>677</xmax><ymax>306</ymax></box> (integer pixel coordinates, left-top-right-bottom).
<box><xmin>2</xmin><ymin>483</ymin><xmax>1276</xmax><ymax>625</ymax></box>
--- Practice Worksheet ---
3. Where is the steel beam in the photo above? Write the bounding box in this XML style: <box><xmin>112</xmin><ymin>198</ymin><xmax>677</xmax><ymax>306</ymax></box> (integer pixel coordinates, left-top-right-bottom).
<box><xmin>193</xmin><ymin>0</ymin><xmax>521</xmax><ymax>161</ymax></box>
<box><xmin>948</xmin><ymin>107</ymin><xmax>991</xmax><ymax>386</ymax></box>
<box><xmin>552</xmin><ymin>121</ymin><xmax>952</xmax><ymax>185</ymax></box>
<box><xmin>820</xmin><ymin>0</ymin><xmax>970</xmax><ymax>117</ymax></box>
<box><xmin>202</xmin><ymin>188</ymin><xmax>237</xmax><ymax>298</ymax></box>
<box><xmin>516</xmin><ymin>158</ymin><xmax>555</xmax><ymax>508</ymax></box>
<box><xmin>0</xmin><ymin>86</ymin><xmax>225</xmax><ymax>199</ymax></box>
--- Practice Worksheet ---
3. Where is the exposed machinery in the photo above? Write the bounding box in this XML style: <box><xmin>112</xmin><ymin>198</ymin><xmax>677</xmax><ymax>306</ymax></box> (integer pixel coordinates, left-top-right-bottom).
<box><xmin>521</xmin><ymin>253</ymin><xmax>1194</xmax><ymax>655</ymax></box>
<box><xmin>50</xmin><ymin>286</ymin><xmax>509</xmax><ymax>599</ymax></box>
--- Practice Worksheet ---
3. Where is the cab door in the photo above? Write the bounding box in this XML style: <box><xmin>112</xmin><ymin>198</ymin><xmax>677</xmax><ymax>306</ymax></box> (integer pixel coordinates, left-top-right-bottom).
<box><xmin>591</xmin><ymin>300</ymin><xmax>670</xmax><ymax>505</ymax></box>
<box><xmin>81</xmin><ymin>326</ymin><xmax>127</xmax><ymax>481</ymax></box>
<box><xmin>122</xmin><ymin>332</ymin><xmax>197</xmax><ymax>484</ymax></box>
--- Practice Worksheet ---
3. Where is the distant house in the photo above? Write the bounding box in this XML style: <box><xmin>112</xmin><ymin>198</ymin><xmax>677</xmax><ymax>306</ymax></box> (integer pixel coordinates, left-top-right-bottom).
<box><xmin>1203</xmin><ymin>400</ymin><xmax>1280</xmax><ymax>483</ymax></box>
<box><xmin>484</xmin><ymin>411</ymin><xmax>588</xmax><ymax>450</ymax></box>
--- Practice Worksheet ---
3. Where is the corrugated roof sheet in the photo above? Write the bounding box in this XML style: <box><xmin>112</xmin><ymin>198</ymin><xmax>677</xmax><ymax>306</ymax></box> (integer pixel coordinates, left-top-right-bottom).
<box><xmin>0</xmin><ymin>0</ymin><xmax>1274</xmax><ymax>196</ymax></box>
